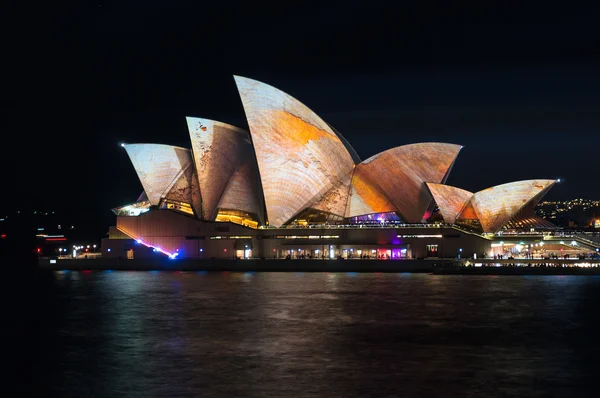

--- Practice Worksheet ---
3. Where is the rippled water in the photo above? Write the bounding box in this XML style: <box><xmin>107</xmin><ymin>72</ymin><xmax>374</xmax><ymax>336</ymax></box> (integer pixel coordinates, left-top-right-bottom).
<box><xmin>26</xmin><ymin>271</ymin><xmax>600</xmax><ymax>396</ymax></box>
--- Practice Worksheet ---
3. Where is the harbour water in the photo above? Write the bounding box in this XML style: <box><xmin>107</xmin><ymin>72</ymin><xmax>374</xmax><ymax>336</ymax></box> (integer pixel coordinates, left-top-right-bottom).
<box><xmin>21</xmin><ymin>271</ymin><xmax>600</xmax><ymax>396</ymax></box>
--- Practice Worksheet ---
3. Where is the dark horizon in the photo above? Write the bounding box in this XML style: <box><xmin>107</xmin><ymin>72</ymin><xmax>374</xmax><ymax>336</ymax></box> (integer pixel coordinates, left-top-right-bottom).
<box><xmin>3</xmin><ymin>2</ymin><xmax>600</xmax><ymax>234</ymax></box>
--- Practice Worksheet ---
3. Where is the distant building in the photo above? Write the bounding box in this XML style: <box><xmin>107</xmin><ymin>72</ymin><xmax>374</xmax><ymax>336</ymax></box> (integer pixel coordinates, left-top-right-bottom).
<box><xmin>536</xmin><ymin>199</ymin><xmax>600</xmax><ymax>228</ymax></box>
<box><xmin>102</xmin><ymin>76</ymin><xmax>560</xmax><ymax>260</ymax></box>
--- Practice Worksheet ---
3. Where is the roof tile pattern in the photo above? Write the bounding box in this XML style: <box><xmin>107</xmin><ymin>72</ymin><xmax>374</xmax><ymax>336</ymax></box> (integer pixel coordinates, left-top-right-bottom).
<box><xmin>357</xmin><ymin>143</ymin><xmax>463</xmax><ymax>222</ymax></box>
<box><xmin>124</xmin><ymin>144</ymin><xmax>192</xmax><ymax>206</ymax></box>
<box><xmin>187</xmin><ymin>117</ymin><xmax>256</xmax><ymax>220</ymax></box>
<box><xmin>425</xmin><ymin>183</ymin><xmax>474</xmax><ymax>224</ymax></box>
<box><xmin>469</xmin><ymin>179</ymin><xmax>557</xmax><ymax>233</ymax></box>
<box><xmin>235</xmin><ymin>76</ymin><xmax>355</xmax><ymax>226</ymax></box>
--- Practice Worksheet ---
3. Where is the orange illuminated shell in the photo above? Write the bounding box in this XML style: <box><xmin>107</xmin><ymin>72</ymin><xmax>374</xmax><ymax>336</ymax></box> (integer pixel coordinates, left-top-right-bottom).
<box><xmin>235</xmin><ymin>76</ymin><xmax>355</xmax><ymax>226</ymax></box>
<box><xmin>355</xmin><ymin>143</ymin><xmax>463</xmax><ymax>222</ymax></box>
<box><xmin>425</xmin><ymin>183</ymin><xmax>473</xmax><ymax>224</ymax></box>
<box><xmin>469</xmin><ymin>179</ymin><xmax>557</xmax><ymax>233</ymax></box>
<box><xmin>427</xmin><ymin>180</ymin><xmax>557</xmax><ymax>232</ymax></box>
<box><xmin>346</xmin><ymin>166</ymin><xmax>396</xmax><ymax>217</ymax></box>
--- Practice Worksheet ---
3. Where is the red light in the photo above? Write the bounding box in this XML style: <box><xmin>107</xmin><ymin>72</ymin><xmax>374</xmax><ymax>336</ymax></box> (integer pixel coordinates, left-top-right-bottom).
<box><xmin>273</xmin><ymin>248</ymin><xmax>276</xmax><ymax>252</ymax></box>
<box><xmin>36</xmin><ymin>248</ymin><xmax>41</xmax><ymax>253</ymax></box>
<box><xmin>224</xmin><ymin>249</ymin><xmax>227</xmax><ymax>252</ymax></box>
<box><xmin>1</xmin><ymin>234</ymin><xmax>6</xmax><ymax>239</ymax></box>
<box><xmin>85</xmin><ymin>248</ymin><xmax>88</xmax><ymax>252</ymax></box>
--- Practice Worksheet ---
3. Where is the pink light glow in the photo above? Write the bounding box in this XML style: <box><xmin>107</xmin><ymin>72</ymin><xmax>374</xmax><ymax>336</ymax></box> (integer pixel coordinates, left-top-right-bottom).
<box><xmin>133</xmin><ymin>239</ymin><xmax>177</xmax><ymax>258</ymax></box>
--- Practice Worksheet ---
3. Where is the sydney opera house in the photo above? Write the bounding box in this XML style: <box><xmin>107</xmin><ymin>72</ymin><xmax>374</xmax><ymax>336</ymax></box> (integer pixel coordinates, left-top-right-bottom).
<box><xmin>101</xmin><ymin>76</ymin><xmax>558</xmax><ymax>260</ymax></box>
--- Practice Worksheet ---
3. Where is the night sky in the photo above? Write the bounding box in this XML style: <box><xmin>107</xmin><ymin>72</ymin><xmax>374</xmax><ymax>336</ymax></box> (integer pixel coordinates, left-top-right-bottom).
<box><xmin>4</xmin><ymin>2</ymin><xmax>600</xmax><ymax>237</ymax></box>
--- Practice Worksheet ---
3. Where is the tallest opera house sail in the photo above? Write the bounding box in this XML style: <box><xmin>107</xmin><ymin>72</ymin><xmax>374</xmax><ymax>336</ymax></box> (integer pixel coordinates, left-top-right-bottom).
<box><xmin>234</xmin><ymin>76</ymin><xmax>356</xmax><ymax>227</ymax></box>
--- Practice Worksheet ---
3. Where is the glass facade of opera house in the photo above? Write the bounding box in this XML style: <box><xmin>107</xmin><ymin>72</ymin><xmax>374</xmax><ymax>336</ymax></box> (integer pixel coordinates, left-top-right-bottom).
<box><xmin>101</xmin><ymin>76</ymin><xmax>563</xmax><ymax>260</ymax></box>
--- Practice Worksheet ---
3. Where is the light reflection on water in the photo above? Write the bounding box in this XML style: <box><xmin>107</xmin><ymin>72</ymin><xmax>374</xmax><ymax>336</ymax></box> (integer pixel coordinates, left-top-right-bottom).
<box><xmin>38</xmin><ymin>271</ymin><xmax>600</xmax><ymax>397</ymax></box>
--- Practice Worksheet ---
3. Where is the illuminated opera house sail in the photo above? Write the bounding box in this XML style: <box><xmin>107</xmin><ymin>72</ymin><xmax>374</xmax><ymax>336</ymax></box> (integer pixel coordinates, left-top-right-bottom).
<box><xmin>106</xmin><ymin>75</ymin><xmax>559</xmax><ymax>259</ymax></box>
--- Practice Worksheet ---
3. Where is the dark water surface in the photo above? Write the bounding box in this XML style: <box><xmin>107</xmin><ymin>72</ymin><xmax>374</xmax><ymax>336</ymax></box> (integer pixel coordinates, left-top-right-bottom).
<box><xmin>29</xmin><ymin>271</ymin><xmax>600</xmax><ymax>396</ymax></box>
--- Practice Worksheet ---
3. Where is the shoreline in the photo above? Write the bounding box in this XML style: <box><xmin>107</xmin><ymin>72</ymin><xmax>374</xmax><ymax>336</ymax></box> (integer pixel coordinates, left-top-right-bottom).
<box><xmin>38</xmin><ymin>258</ymin><xmax>434</xmax><ymax>273</ymax></box>
<box><xmin>37</xmin><ymin>258</ymin><xmax>600</xmax><ymax>275</ymax></box>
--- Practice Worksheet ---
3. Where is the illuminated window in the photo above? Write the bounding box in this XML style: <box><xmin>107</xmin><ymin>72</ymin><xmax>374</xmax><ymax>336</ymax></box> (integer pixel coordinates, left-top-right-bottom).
<box><xmin>426</xmin><ymin>244</ymin><xmax>439</xmax><ymax>257</ymax></box>
<box><xmin>215</xmin><ymin>209</ymin><xmax>259</xmax><ymax>229</ymax></box>
<box><xmin>210</xmin><ymin>236</ymin><xmax>252</xmax><ymax>240</ymax></box>
<box><xmin>398</xmin><ymin>235</ymin><xmax>442</xmax><ymax>238</ymax></box>
<box><xmin>273</xmin><ymin>235</ymin><xmax>339</xmax><ymax>239</ymax></box>
<box><xmin>160</xmin><ymin>200</ymin><xmax>194</xmax><ymax>216</ymax></box>
<box><xmin>350</xmin><ymin>212</ymin><xmax>401</xmax><ymax>224</ymax></box>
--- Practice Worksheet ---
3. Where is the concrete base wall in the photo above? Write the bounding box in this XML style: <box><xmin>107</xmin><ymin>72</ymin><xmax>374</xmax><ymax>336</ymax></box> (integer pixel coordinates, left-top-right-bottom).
<box><xmin>104</xmin><ymin>211</ymin><xmax>493</xmax><ymax>260</ymax></box>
